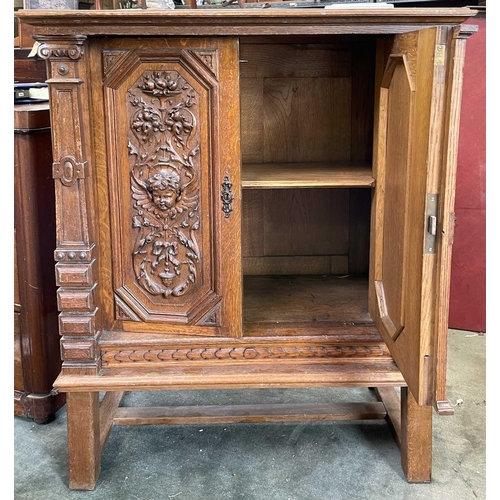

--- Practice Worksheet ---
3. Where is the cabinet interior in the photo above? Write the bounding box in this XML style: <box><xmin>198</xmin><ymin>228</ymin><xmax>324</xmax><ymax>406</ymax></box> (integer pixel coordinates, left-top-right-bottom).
<box><xmin>240</xmin><ymin>35</ymin><xmax>377</xmax><ymax>337</ymax></box>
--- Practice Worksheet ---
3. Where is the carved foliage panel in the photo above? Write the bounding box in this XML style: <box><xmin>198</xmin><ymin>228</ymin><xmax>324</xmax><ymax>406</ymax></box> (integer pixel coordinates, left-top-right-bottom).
<box><xmin>128</xmin><ymin>70</ymin><xmax>202</xmax><ymax>300</ymax></box>
<box><xmin>104</xmin><ymin>50</ymin><xmax>221</xmax><ymax>325</ymax></box>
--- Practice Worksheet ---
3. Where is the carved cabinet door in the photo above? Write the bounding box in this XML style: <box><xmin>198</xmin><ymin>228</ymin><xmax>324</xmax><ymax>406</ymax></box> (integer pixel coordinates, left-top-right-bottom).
<box><xmin>91</xmin><ymin>38</ymin><xmax>242</xmax><ymax>337</ymax></box>
<box><xmin>369</xmin><ymin>27</ymin><xmax>464</xmax><ymax>409</ymax></box>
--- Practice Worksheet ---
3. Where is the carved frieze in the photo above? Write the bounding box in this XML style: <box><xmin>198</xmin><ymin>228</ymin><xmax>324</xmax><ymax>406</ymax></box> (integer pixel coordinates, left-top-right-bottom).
<box><xmin>127</xmin><ymin>70</ymin><xmax>201</xmax><ymax>299</ymax></box>
<box><xmin>102</xmin><ymin>344</ymin><xmax>391</xmax><ymax>366</ymax></box>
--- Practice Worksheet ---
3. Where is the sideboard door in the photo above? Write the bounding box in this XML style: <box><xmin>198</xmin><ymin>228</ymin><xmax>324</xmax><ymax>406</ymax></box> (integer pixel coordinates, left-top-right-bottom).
<box><xmin>369</xmin><ymin>28</ymin><xmax>455</xmax><ymax>406</ymax></box>
<box><xmin>92</xmin><ymin>38</ymin><xmax>242</xmax><ymax>337</ymax></box>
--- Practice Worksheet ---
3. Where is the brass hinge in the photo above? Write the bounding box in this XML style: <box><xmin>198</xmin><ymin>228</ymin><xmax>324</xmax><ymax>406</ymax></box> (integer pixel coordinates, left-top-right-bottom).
<box><xmin>425</xmin><ymin>194</ymin><xmax>439</xmax><ymax>254</ymax></box>
<box><xmin>434</xmin><ymin>44</ymin><xmax>446</xmax><ymax>66</ymax></box>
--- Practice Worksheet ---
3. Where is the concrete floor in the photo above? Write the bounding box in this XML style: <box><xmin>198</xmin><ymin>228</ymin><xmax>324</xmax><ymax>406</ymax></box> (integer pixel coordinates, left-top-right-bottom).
<box><xmin>14</xmin><ymin>329</ymin><xmax>486</xmax><ymax>500</ymax></box>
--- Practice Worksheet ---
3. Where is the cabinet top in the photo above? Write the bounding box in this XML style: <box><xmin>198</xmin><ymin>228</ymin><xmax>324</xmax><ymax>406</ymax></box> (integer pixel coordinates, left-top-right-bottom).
<box><xmin>16</xmin><ymin>8</ymin><xmax>477</xmax><ymax>37</ymax></box>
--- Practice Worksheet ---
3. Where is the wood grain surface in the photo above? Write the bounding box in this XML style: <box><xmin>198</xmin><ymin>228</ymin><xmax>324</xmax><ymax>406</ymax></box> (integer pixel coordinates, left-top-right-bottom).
<box><xmin>16</xmin><ymin>9</ymin><xmax>477</xmax><ymax>37</ymax></box>
<box><xmin>376</xmin><ymin>387</ymin><xmax>402</xmax><ymax>447</ymax></box>
<box><xmin>66</xmin><ymin>392</ymin><xmax>101</xmax><ymax>490</ymax></box>
<box><xmin>243</xmin><ymin>275</ymin><xmax>372</xmax><ymax>326</ymax></box>
<box><xmin>113</xmin><ymin>402</ymin><xmax>387</xmax><ymax>426</ymax></box>
<box><xmin>401</xmin><ymin>387</ymin><xmax>432</xmax><ymax>483</ymax></box>
<box><xmin>369</xmin><ymin>28</ymin><xmax>463</xmax><ymax>407</ymax></box>
<box><xmin>432</xmin><ymin>25</ymin><xmax>476</xmax><ymax>415</ymax></box>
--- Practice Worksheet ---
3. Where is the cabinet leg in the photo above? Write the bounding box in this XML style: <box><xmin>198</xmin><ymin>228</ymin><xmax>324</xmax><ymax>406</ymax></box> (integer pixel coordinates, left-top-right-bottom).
<box><xmin>400</xmin><ymin>387</ymin><xmax>432</xmax><ymax>483</ymax></box>
<box><xmin>66</xmin><ymin>392</ymin><xmax>101</xmax><ymax>490</ymax></box>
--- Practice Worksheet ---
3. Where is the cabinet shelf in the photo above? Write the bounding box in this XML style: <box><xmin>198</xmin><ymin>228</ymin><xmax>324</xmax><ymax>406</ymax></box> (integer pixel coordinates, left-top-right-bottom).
<box><xmin>243</xmin><ymin>275</ymin><xmax>373</xmax><ymax>337</ymax></box>
<box><xmin>242</xmin><ymin>162</ymin><xmax>375</xmax><ymax>190</ymax></box>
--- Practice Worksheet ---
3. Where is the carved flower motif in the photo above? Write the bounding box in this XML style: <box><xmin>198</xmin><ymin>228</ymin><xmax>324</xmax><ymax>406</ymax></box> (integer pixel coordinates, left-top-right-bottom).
<box><xmin>166</xmin><ymin>109</ymin><xmax>194</xmax><ymax>138</ymax></box>
<box><xmin>132</xmin><ymin>109</ymin><xmax>163</xmax><ymax>137</ymax></box>
<box><xmin>139</xmin><ymin>71</ymin><xmax>183</xmax><ymax>96</ymax></box>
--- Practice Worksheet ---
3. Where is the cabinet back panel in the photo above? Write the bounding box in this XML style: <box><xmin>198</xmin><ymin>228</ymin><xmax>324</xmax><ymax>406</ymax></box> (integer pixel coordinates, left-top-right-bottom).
<box><xmin>242</xmin><ymin>188</ymin><xmax>370</xmax><ymax>276</ymax></box>
<box><xmin>262</xmin><ymin>188</ymin><xmax>349</xmax><ymax>256</ymax></box>
<box><xmin>240</xmin><ymin>39</ymin><xmax>375</xmax><ymax>164</ymax></box>
<box><xmin>240</xmin><ymin>39</ymin><xmax>374</xmax><ymax>276</ymax></box>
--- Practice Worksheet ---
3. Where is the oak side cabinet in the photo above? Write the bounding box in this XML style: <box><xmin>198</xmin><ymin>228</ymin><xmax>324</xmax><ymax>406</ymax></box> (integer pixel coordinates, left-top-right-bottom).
<box><xmin>17</xmin><ymin>7</ymin><xmax>477</xmax><ymax>490</ymax></box>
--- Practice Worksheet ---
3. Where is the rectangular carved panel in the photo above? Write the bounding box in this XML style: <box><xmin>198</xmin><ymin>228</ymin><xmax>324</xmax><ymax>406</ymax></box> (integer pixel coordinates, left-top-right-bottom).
<box><xmin>61</xmin><ymin>340</ymin><xmax>96</xmax><ymax>361</ymax></box>
<box><xmin>97</xmin><ymin>40</ymin><xmax>241</xmax><ymax>336</ymax></box>
<box><xmin>59</xmin><ymin>313</ymin><xmax>97</xmax><ymax>336</ymax></box>
<box><xmin>104</xmin><ymin>49</ymin><xmax>217</xmax><ymax>325</ymax></box>
<box><xmin>57</xmin><ymin>288</ymin><xmax>95</xmax><ymax>312</ymax></box>
<box><xmin>56</xmin><ymin>260</ymin><xmax>96</xmax><ymax>287</ymax></box>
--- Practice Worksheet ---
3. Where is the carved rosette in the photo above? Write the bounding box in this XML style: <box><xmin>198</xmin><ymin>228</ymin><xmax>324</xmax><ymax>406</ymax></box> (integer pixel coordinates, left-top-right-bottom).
<box><xmin>127</xmin><ymin>71</ymin><xmax>201</xmax><ymax>299</ymax></box>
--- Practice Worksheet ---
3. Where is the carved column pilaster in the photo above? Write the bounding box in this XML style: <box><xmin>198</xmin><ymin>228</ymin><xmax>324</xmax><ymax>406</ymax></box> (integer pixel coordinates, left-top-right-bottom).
<box><xmin>36</xmin><ymin>35</ymin><xmax>101</xmax><ymax>375</ymax></box>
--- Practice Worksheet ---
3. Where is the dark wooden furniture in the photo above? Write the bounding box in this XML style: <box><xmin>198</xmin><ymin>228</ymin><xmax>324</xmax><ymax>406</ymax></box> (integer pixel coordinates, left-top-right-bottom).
<box><xmin>17</xmin><ymin>7</ymin><xmax>477</xmax><ymax>489</ymax></box>
<box><xmin>14</xmin><ymin>103</ymin><xmax>65</xmax><ymax>423</ymax></box>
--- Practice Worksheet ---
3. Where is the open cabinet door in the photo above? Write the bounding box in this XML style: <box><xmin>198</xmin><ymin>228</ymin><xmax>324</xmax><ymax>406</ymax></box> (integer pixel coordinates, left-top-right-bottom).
<box><xmin>370</xmin><ymin>27</ymin><xmax>458</xmax><ymax>407</ymax></box>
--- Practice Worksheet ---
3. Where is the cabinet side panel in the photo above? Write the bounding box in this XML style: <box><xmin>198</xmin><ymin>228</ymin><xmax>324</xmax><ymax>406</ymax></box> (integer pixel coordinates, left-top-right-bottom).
<box><xmin>432</xmin><ymin>26</ymin><xmax>473</xmax><ymax>413</ymax></box>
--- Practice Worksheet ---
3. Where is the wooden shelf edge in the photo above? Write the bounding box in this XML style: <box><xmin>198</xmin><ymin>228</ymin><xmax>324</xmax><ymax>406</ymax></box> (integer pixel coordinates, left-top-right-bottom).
<box><xmin>99</xmin><ymin>326</ymin><xmax>384</xmax><ymax>346</ymax></box>
<box><xmin>54</xmin><ymin>363</ymin><xmax>406</xmax><ymax>392</ymax></box>
<box><xmin>242</xmin><ymin>162</ymin><xmax>375</xmax><ymax>190</ymax></box>
<box><xmin>242</xmin><ymin>182</ymin><xmax>375</xmax><ymax>190</ymax></box>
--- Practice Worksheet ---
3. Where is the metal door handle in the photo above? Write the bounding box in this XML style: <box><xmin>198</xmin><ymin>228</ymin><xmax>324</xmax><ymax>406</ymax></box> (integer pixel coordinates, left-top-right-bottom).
<box><xmin>221</xmin><ymin>175</ymin><xmax>234</xmax><ymax>218</ymax></box>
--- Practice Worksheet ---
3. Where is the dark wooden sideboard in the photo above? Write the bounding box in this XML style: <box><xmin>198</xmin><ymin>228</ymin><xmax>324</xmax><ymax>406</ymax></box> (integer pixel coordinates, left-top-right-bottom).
<box><xmin>17</xmin><ymin>7</ymin><xmax>477</xmax><ymax>490</ymax></box>
<box><xmin>14</xmin><ymin>103</ymin><xmax>65</xmax><ymax>423</ymax></box>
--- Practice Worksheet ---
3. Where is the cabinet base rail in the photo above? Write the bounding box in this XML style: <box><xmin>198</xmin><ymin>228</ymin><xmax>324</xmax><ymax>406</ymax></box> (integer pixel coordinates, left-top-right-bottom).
<box><xmin>65</xmin><ymin>386</ymin><xmax>431</xmax><ymax>490</ymax></box>
<box><xmin>113</xmin><ymin>401</ymin><xmax>388</xmax><ymax>426</ymax></box>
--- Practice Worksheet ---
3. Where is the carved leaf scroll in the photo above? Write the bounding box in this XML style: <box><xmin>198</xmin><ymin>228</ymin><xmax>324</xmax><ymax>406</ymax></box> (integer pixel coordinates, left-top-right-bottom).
<box><xmin>102</xmin><ymin>50</ymin><xmax>128</xmax><ymax>79</ymax></box>
<box><xmin>36</xmin><ymin>35</ymin><xmax>86</xmax><ymax>61</ymax></box>
<box><xmin>127</xmin><ymin>71</ymin><xmax>201</xmax><ymax>299</ymax></box>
